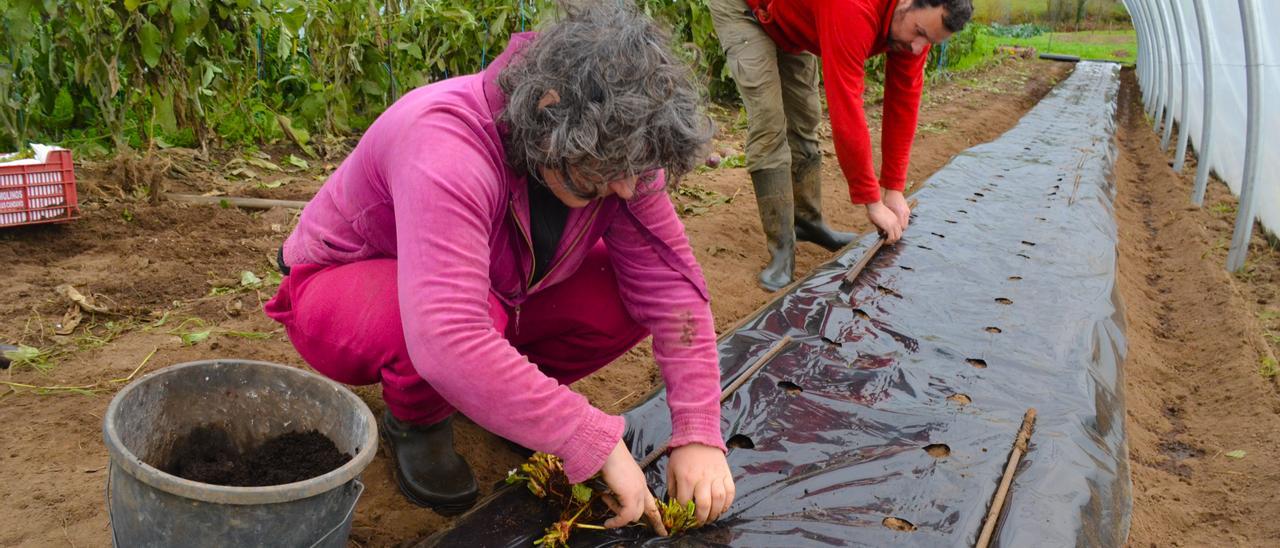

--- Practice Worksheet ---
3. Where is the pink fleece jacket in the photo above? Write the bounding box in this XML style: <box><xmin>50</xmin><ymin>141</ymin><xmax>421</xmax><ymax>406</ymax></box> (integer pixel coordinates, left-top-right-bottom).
<box><xmin>281</xmin><ymin>33</ymin><xmax>726</xmax><ymax>482</ymax></box>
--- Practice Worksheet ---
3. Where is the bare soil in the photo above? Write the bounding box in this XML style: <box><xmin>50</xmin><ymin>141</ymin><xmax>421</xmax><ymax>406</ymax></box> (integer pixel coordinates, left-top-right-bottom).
<box><xmin>23</xmin><ymin>56</ymin><xmax>1266</xmax><ymax>548</ymax></box>
<box><xmin>1113</xmin><ymin>69</ymin><xmax>1280</xmax><ymax>547</ymax></box>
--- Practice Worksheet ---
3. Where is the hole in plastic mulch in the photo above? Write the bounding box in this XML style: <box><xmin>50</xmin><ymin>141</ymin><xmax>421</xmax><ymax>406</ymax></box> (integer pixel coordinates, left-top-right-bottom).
<box><xmin>924</xmin><ymin>443</ymin><xmax>951</xmax><ymax>458</ymax></box>
<box><xmin>995</xmin><ymin>297</ymin><xmax>1013</xmax><ymax>305</ymax></box>
<box><xmin>726</xmin><ymin>434</ymin><xmax>755</xmax><ymax>450</ymax></box>
<box><xmin>777</xmin><ymin>380</ymin><xmax>803</xmax><ymax>394</ymax></box>
<box><xmin>947</xmin><ymin>393</ymin><xmax>972</xmax><ymax>405</ymax></box>
<box><xmin>985</xmin><ymin>327</ymin><xmax>1003</xmax><ymax>334</ymax></box>
<box><xmin>966</xmin><ymin>358</ymin><xmax>988</xmax><ymax>368</ymax></box>
<box><xmin>882</xmin><ymin>517</ymin><xmax>917</xmax><ymax>532</ymax></box>
<box><xmin>876</xmin><ymin>284</ymin><xmax>902</xmax><ymax>298</ymax></box>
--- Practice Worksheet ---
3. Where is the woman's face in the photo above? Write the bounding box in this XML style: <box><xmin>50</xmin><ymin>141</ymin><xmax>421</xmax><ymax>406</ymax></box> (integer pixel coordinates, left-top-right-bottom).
<box><xmin>538</xmin><ymin>165</ymin><xmax>641</xmax><ymax>208</ymax></box>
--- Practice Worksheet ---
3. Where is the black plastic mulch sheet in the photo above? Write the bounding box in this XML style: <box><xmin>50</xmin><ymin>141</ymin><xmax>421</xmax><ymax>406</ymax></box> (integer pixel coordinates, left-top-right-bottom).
<box><xmin>421</xmin><ymin>62</ymin><xmax>1129</xmax><ymax>547</ymax></box>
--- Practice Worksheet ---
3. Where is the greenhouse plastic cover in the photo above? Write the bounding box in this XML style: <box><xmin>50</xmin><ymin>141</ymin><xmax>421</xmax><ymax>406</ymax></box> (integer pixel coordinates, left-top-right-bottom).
<box><xmin>1130</xmin><ymin>0</ymin><xmax>1280</xmax><ymax>236</ymax></box>
<box><xmin>420</xmin><ymin>62</ymin><xmax>1130</xmax><ymax>547</ymax></box>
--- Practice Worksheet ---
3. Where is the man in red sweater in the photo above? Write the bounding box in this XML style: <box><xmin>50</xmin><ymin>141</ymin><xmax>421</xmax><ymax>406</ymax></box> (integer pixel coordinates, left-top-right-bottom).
<box><xmin>711</xmin><ymin>0</ymin><xmax>972</xmax><ymax>290</ymax></box>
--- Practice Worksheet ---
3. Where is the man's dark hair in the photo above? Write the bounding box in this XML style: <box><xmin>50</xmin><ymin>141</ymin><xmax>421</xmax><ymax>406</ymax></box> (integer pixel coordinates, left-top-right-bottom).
<box><xmin>913</xmin><ymin>0</ymin><xmax>974</xmax><ymax>33</ymax></box>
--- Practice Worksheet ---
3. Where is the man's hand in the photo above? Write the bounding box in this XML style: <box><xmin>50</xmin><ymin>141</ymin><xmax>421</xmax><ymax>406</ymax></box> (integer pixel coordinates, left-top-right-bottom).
<box><xmin>666</xmin><ymin>443</ymin><xmax>736</xmax><ymax>525</ymax></box>
<box><xmin>866</xmin><ymin>202</ymin><xmax>904</xmax><ymax>243</ymax></box>
<box><xmin>600</xmin><ymin>440</ymin><xmax>668</xmax><ymax>535</ymax></box>
<box><xmin>882</xmin><ymin>189</ymin><xmax>911</xmax><ymax>231</ymax></box>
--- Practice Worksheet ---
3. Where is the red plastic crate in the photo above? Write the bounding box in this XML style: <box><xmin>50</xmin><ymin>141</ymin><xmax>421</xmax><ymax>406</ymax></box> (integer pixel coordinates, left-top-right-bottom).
<box><xmin>0</xmin><ymin>149</ymin><xmax>79</xmax><ymax>228</ymax></box>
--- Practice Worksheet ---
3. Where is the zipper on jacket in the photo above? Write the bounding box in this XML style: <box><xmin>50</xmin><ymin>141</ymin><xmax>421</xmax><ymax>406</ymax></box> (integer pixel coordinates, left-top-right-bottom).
<box><xmin>506</xmin><ymin>195</ymin><xmax>604</xmax><ymax>336</ymax></box>
<box><xmin>528</xmin><ymin>201</ymin><xmax>603</xmax><ymax>294</ymax></box>
<box><xmin>508</xmin><ymin>197</ymin><xmax>536</xmax><ymax>290</ymax></box>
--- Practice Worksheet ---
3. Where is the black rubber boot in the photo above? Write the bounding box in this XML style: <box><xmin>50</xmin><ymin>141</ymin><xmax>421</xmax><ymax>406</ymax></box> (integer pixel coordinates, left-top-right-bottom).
<box><xmin>751</xmin><ymin>168</ymin><xmax>796</xmax><ymax>292</ymax></box>
<box><xmin>380</xmin><ymin>413</ymin><xmax>478</xmax><ymax>515</ymax></box>
<box><xmin>792</xmin><ymin>155</ymin><xmax>855</xmax><ymax>251</ymax></box>
<box><xmin>502</xmin><ymin>438</ymin><xmax>535</xmax><ymax>459</ymax></box>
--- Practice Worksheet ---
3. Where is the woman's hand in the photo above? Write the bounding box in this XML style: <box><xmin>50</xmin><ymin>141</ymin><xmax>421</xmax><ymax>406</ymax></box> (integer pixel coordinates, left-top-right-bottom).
<box><xmin>666</xmin><ymin>443</ymin><xmax>736</xmax><ymax>524</ymax></box>
<box><xmin>599</xmin><ymin>440</ymin><xmax>668</xmax><ymax>535</ymax></box>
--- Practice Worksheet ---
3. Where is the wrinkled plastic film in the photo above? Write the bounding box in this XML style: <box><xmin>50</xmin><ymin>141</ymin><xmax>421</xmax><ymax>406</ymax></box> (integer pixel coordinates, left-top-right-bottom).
<box><xmin>421</xmin><ymin>62</ymin><xmax>1129</xmax><ymax>547</ymax></box>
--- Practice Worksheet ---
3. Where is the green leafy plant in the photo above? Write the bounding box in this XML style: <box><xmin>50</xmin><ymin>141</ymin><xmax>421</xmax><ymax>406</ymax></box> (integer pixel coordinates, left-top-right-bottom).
<box><xmin>674</xmin><ymin>184</ymin><xmax>734</xmax><ymax>216</ymax></box>
<box><xmin>2</xmin><ymin>345</ymin><xmax>56</xmax><ymax>373</ymax></box>
<box><xmin>506</xmin><ymin>452</ymin><xmax>703</xmax><ymax>546</ymax></box>
<box><xmin>3</xmin><ymin>0</ymin><xmax>977</xmax><ymax>155</ymax></box>
<box><xmin>179</xmin><ymin>329</ymin><xmax>212</xmax><ymax>346</ymax></box>
<box><xmin>658</xmin><ymin>498</ymin><xmax>700</xmax><ymax>535</ymax></box>
<box><xmin>1260</xmin><ymin>356</ymin><xmax>1279</xmax><ymax>379</ymax></box>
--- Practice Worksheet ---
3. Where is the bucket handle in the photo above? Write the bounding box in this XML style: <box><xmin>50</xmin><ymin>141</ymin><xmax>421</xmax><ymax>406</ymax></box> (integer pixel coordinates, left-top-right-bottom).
<box><xmin>106</xmin><ymin>462</ymin><xmax>120</xmax><ymax>548</ymax></box>
<box><xmin>309</xmin><ymin>478</ymin><xmax>365</xmax><ymax>548</ymax></box>
<box><xmin>106</xmin><ymin>465</ymin><xmax>366</xmax><ymax>548</ymax></box>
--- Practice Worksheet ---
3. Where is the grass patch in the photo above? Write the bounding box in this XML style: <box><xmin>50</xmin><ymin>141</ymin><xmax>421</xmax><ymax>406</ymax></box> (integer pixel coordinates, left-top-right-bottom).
<box><xmin>972</xmin><ymin>0</ymin><xmax>1130</xmax><ymax>27</ymax></box>
<box><xmin>1261</xmin><ymin>356</ymin><xmax>1279</xmax><ymax>379</ymax></box>
<box><xmin>1208</xmin><ymin>202</ymin><xmax>1237</xmax><ymax>216</ymax></box>
<box><xmin>919</xmin><ymin>120</ymin><xmax>950</xmax><ymax>134</ymax></box>
<box><xmin>951</xmin><ymin>29</ymin><xmax>1137</xmax><ymax>71</ymax></box>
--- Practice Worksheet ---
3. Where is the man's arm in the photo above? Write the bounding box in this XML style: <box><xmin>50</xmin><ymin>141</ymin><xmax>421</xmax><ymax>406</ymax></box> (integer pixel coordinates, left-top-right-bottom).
<box><xmin>817</xmin><ymin>18</ymin><xmax>879</xmax><ymax>205</ymax></box>
<box><xmin>817</xmin><ymin>2</ymin><xmax>907</xmax><ymax>241</ymax></box>
<box><xmin>880</xmin><ymin>48</ymin><xmax>929</xmax><ymax>193</ymax></box>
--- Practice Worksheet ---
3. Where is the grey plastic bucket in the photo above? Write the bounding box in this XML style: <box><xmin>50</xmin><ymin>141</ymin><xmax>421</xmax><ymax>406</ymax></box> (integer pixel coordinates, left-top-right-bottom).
<box><xmin>103</xmin><ymin>359</ymin><xmax>378</xmax><ymax>547</ymax></box>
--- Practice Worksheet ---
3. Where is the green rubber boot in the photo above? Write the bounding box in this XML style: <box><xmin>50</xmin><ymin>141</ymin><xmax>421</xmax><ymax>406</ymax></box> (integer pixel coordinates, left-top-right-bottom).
<box><xmin>751</xmin><ymin>168</ymin><xmax>796</xmax><ymax>292</ymax></box>
<box><xmin>792</xmin><ymin>155</ymin><xmax>855</xmax><ymax>251</ymax></box>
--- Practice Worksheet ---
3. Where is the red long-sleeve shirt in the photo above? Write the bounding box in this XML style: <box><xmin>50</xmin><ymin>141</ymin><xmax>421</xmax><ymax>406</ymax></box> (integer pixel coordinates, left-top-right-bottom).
<box><xmin>747</xmin><ymin>0</ymin><xmax>929</xmax><ymax>204</ymax></box>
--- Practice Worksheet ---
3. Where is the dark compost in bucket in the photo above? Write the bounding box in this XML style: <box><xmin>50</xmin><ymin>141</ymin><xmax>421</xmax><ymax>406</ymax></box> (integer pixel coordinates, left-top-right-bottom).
<box><xmin>163</xmin><ymin>426</ymin><xmax>352</xmax><ymax>487</ymax></box>
<box><xmin>104</xmin><ymin>359</ymin><xmax>377</xmax><ymax>548</ymax></box>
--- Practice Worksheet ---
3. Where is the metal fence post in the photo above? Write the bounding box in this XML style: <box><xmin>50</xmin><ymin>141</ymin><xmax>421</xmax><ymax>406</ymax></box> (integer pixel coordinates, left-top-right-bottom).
<box><xmin>1153</xmin><ymin>0</ymin><xmax>1176</xmax><ymax>150</ymax></box>
<box><xmin>1130</xmin><ymin>0</ymin><xmax>1153</xmax><ymax>115</ymax></box>
<box><xmin>1170</xmin><ymin>0</ymin><xmax>1191</xmax><ymax>172</ymax></box>
<box><xmin>1143</xmin><ymin>0</ymin><xmax>1164</xmax><ymax>121</ymax></box>
<box><xmin>1189</xmin><ymin>0</ymin><xmax>1216</xmax><ymax>206</ymax></box>
<box><xmin>1124</xmin><ymin>0</ymin><xmax>1149</xmax><ymax>108</ymax></box>
<box><xmin>1226</xmin><ymin>0</ymin><xmax>1263</xmax><ymax>272</ymax></box>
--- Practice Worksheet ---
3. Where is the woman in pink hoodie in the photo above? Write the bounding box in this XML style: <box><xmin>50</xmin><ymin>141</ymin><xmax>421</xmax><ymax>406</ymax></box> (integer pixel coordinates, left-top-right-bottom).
<box><xmin>264</xmin><ymin>2</ymin><xmax>733</xmax><ymax>532</ymax></box>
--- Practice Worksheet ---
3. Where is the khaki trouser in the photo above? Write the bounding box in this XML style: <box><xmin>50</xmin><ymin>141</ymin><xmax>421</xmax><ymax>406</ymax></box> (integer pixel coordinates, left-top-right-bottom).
<box><xmin>709</xmin><ymin>0</ymin><xmax>823</xmax><ymax>174</ymax></box>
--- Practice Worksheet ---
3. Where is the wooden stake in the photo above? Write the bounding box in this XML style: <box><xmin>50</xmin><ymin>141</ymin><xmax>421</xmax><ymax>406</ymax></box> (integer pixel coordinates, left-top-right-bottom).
<box><xmin>165</xmin><ymin>193</ymin><xmax>309</xmax><ymax>210</ymax></box>
<box><xmin>842</xmin><ymin>199</ymin><xmax>919</xmax><ymax>285</ymax></box>
<box><xmin>976</xmin><ymin>408</ymin><xmax>1038</xmax><ymax>548</ymax></box>
<box><xmin>637</xmin><ymin>335</ymin><xmax>792</xmax><ymax>469</ymax></box>
<box><xmin>841</xmin><ymin>238</ymin><xmax>886</xmax><ymax>284</ymax></box>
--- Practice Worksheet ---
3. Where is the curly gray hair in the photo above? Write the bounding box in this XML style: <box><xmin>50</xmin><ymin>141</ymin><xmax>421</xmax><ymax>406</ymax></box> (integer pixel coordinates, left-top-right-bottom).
<box><xmin>498</xmin><ymin>1</ymin><xmax>714</xmax><ymax>198</ymax></box>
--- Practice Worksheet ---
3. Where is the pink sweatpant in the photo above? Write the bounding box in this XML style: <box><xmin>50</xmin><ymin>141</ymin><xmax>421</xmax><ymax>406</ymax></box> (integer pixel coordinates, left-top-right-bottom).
<box><xmin>264</xmin><ymin>243</ymin><xmax>649</xmax><ymax>425</ymax></box>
